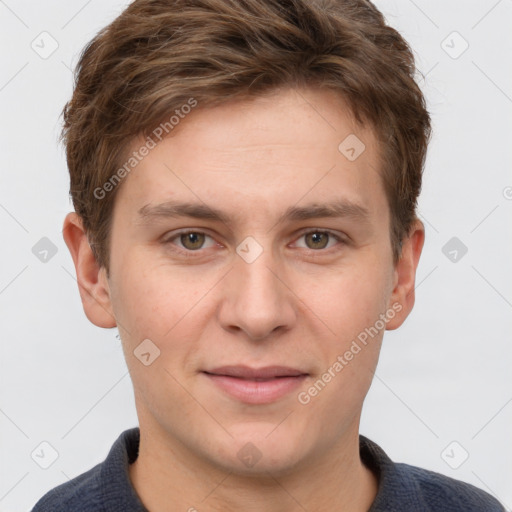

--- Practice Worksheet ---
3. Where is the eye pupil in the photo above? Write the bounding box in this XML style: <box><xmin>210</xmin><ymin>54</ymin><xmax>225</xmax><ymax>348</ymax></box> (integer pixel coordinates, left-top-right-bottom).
<box><xmin>181</xmin><ymin>232</ymin><xmax>205</xmax><ymax>250</ymax></box>
<box><xmin>306</xmin><ymin>232</ymin><xmax>329</xmax><ymax>250</ymax></box>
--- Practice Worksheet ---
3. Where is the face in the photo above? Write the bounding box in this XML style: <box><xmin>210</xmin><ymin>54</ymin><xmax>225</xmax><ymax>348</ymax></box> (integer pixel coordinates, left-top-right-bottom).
<box><xmin>88</xmin><ymin>87</ymin><xmax>415</xmax><ymax>475</ymax></box>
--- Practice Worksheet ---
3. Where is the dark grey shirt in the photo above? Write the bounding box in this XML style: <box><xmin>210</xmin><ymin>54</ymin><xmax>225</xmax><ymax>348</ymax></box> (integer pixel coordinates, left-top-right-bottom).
<box><xmin>31</xmin><ymin>427</ymin><xmax>505</xmax><ymax>511</ymax></box>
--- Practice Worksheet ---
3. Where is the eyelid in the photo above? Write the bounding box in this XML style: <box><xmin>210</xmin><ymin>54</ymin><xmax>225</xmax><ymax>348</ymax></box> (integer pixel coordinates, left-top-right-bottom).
<box><xmin>162</xmin><ymin>227</ymin><xmax>347</xmax><ymax>256</ymax></box>
<box><xmin>293</xmin><ymin>227</ymin><xmax>348</xmax><ymax>241</ymax></box>
<box><xmin>162</xmin><ymin>229</ymin><xmax>219</xmax><ymax>250</ymax></box>
<box><xmin>290</xmin><ymin>228</ymin><xmax>348</xmax><ymax>251</ymax></box>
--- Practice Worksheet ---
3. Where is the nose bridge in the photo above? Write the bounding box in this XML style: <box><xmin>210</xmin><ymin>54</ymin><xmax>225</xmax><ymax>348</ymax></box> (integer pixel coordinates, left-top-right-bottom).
<box><xmin>219</xmin><ymin>240</ymin><xmax>295</xmax><ymax>340</ymax></box>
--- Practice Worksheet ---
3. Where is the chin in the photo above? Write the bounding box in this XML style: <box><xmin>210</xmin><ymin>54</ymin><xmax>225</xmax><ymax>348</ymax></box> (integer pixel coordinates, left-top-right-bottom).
<box><xmin>208</xmin><ymin>423</ymin><xmax>312</xmax><ymax>477</ymax></box>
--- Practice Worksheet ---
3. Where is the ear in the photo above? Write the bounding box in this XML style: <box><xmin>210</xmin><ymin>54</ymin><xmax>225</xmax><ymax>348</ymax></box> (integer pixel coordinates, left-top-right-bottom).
<box><xmin>385</xmin><ymin>218</ymin><xmax>425</xmax><ymax>330</ymax></box>
<box><xmin>62</xmin><ymin>212</ymin><xmax>116</xmax><ymax>328</ymax></box>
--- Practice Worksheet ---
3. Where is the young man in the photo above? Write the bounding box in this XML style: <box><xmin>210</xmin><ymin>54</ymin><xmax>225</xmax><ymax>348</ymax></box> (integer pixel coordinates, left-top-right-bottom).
<box><xmin>32</xmin><ymin>0</ymin><xmax>504</xmax><ymax>510</ymax></box>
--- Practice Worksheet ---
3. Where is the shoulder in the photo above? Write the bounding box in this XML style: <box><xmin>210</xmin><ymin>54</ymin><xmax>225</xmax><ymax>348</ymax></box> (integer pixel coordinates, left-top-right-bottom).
<box><xmin>30</xmin><ymin>463</ymin><xmax>104</xmax><ymax>512</ymax></box>
<box><xmin>359</xmin><ymin>435</ymin><xmax>505</xmax><ymax>512</ymax></box>
<box><xmin>31</xmin><ymin>428</ymin><xmax>143</xmax><ymax>512</ymax></box>
<box><xmin>394</xmin><ymin>462</ymin><xmax>506</xmax><ymax>511</ymax></box>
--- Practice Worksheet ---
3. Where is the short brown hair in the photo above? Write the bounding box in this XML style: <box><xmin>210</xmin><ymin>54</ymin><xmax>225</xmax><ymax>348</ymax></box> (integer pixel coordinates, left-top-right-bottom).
<box><xmin>61</xmin><ymin>0</ymin><xmax>431</xmax><ymax>273</ymax></box>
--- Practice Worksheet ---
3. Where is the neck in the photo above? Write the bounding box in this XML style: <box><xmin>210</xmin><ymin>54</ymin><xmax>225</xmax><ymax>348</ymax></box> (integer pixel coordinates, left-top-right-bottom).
<box><xmin>128</xmin><ymin>422</ymin><xmax>378</xmax><ymax>512</ymax></box>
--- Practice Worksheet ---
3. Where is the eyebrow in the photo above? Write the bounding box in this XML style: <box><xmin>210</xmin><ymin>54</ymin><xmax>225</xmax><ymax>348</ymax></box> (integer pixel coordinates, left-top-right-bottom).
<box><xmin>137</xmin><ymin>199</ymin><xmax>371</xmax><ymax>228</ymax></box>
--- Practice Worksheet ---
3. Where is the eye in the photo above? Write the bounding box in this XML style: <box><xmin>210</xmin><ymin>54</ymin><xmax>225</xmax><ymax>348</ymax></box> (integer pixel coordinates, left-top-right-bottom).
<box><xmin>162</xmin><ymin>228</ymin><xmax>346</xmax><ymax>257</ymax></box>
<box><xmin>293</xmin><ymin>230</ymin><xmax>346</xmax><ymax>251</ymax></box>
<box><xmin>164</xmin><ymin>231</ymin><xmax>217</xmax><ymax>252</ymax></box>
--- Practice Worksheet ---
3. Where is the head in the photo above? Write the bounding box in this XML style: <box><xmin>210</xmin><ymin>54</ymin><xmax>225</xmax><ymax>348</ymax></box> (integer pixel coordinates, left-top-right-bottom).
<box><xmin>63</xmin><ymin>0</ymin><xmax>429</xmax><ymax>477</ymax></box>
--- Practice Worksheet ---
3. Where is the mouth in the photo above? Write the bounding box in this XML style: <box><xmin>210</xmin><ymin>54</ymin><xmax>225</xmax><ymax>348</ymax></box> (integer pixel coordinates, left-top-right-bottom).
<box><xmin>202</xmin><ymin>365</ymin><xmax>309</xmax><ymax>404</ymax></box>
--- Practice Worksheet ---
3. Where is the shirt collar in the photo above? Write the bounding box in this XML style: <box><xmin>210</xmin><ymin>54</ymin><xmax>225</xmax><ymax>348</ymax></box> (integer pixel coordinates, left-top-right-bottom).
<box><xmin>101</xmin><ymin>427</ymin><xmax>425</xmax><ymax>511</ymax></box>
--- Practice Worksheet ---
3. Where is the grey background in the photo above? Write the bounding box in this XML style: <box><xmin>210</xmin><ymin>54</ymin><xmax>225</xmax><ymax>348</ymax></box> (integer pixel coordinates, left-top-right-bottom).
<box><xmin>1</xmin><ymin>0</ymin><xmax>511</xmax><ymax>510</ymax></box>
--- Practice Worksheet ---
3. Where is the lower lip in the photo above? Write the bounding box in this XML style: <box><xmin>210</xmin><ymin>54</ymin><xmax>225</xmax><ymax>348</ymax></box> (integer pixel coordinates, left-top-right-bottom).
<box><xmin>203</xmin><ymin>373</ymin><xmax>308</xmax><ymax>404</ymax></box>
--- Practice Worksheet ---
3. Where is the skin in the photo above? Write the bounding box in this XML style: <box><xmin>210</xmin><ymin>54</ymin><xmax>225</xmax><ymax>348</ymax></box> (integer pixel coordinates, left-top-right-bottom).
<box><xmin>63</xmin><ymin>86</ymin><xmax>424</xmax><ymax>512</ymax></box>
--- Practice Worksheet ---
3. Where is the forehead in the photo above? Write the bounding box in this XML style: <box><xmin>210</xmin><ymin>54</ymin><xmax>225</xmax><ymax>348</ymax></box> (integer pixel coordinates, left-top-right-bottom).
<box><xmin>114</xmin><ymin>87</ymin><xmax>387</xmax><ymax>228</ymax></box>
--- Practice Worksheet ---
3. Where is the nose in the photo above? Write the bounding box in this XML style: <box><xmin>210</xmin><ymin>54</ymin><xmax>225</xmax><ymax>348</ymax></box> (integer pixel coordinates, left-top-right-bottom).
<box><xmin>217</xmin><ymin>246</ymin><xmax>297</xmax><ymax>342</ymax></box>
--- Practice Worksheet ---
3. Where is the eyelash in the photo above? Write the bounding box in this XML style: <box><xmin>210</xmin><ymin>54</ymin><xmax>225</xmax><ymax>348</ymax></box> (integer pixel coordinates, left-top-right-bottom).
<box><xmin>162</xmin><ymin>229</ymin><xmax>348</xmax><ymax>259</ymax></box>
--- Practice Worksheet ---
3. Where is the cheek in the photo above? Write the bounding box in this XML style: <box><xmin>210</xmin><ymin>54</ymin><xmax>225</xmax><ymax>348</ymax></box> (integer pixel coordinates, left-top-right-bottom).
<box><xmin>111</xmin><ymin>255</ymin><xmax>207</xmax><ymax>338</ymax></box>
<box><xmin>300</xmin><ymin>264</ymin><xmax>390</xmax><ymax>345</ymax></box>
<box><xmin>113</xmin><ymin>266</ymin><xmax>207</xmax><ymax>418</ymax></box>
<box><xmin>111</xmin><ymin>260</ymin><xmax>221</xmax><ymax>393</ymax></box>
<box><xmin>297</xmin><ymin>274</ymin><xmax>386</xmax><ymax>435</ymax></box>
<box><xmin>295</xmin><ymin>264</ymin><xmax>388</xmax><ymax>405</ymax></box>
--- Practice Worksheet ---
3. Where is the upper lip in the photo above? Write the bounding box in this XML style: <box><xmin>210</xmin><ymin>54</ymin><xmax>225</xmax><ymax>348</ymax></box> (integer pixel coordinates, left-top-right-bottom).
<box><xmin>204</xmin><ymin>365</ymin><xmax>308</xmax><ymax>379</ymax></box>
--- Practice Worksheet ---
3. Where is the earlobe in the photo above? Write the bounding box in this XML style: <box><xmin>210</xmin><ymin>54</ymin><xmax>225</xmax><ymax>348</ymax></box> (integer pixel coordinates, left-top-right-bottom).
<box><xmin>62</xmin><ymin>212</ymin><xmax>117</xmax><ymax>328</ymax></box>
<box><xmin>385</xmin><ymin>219</ymin><xmax>425</xmax><ymax>331</ymax></box>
